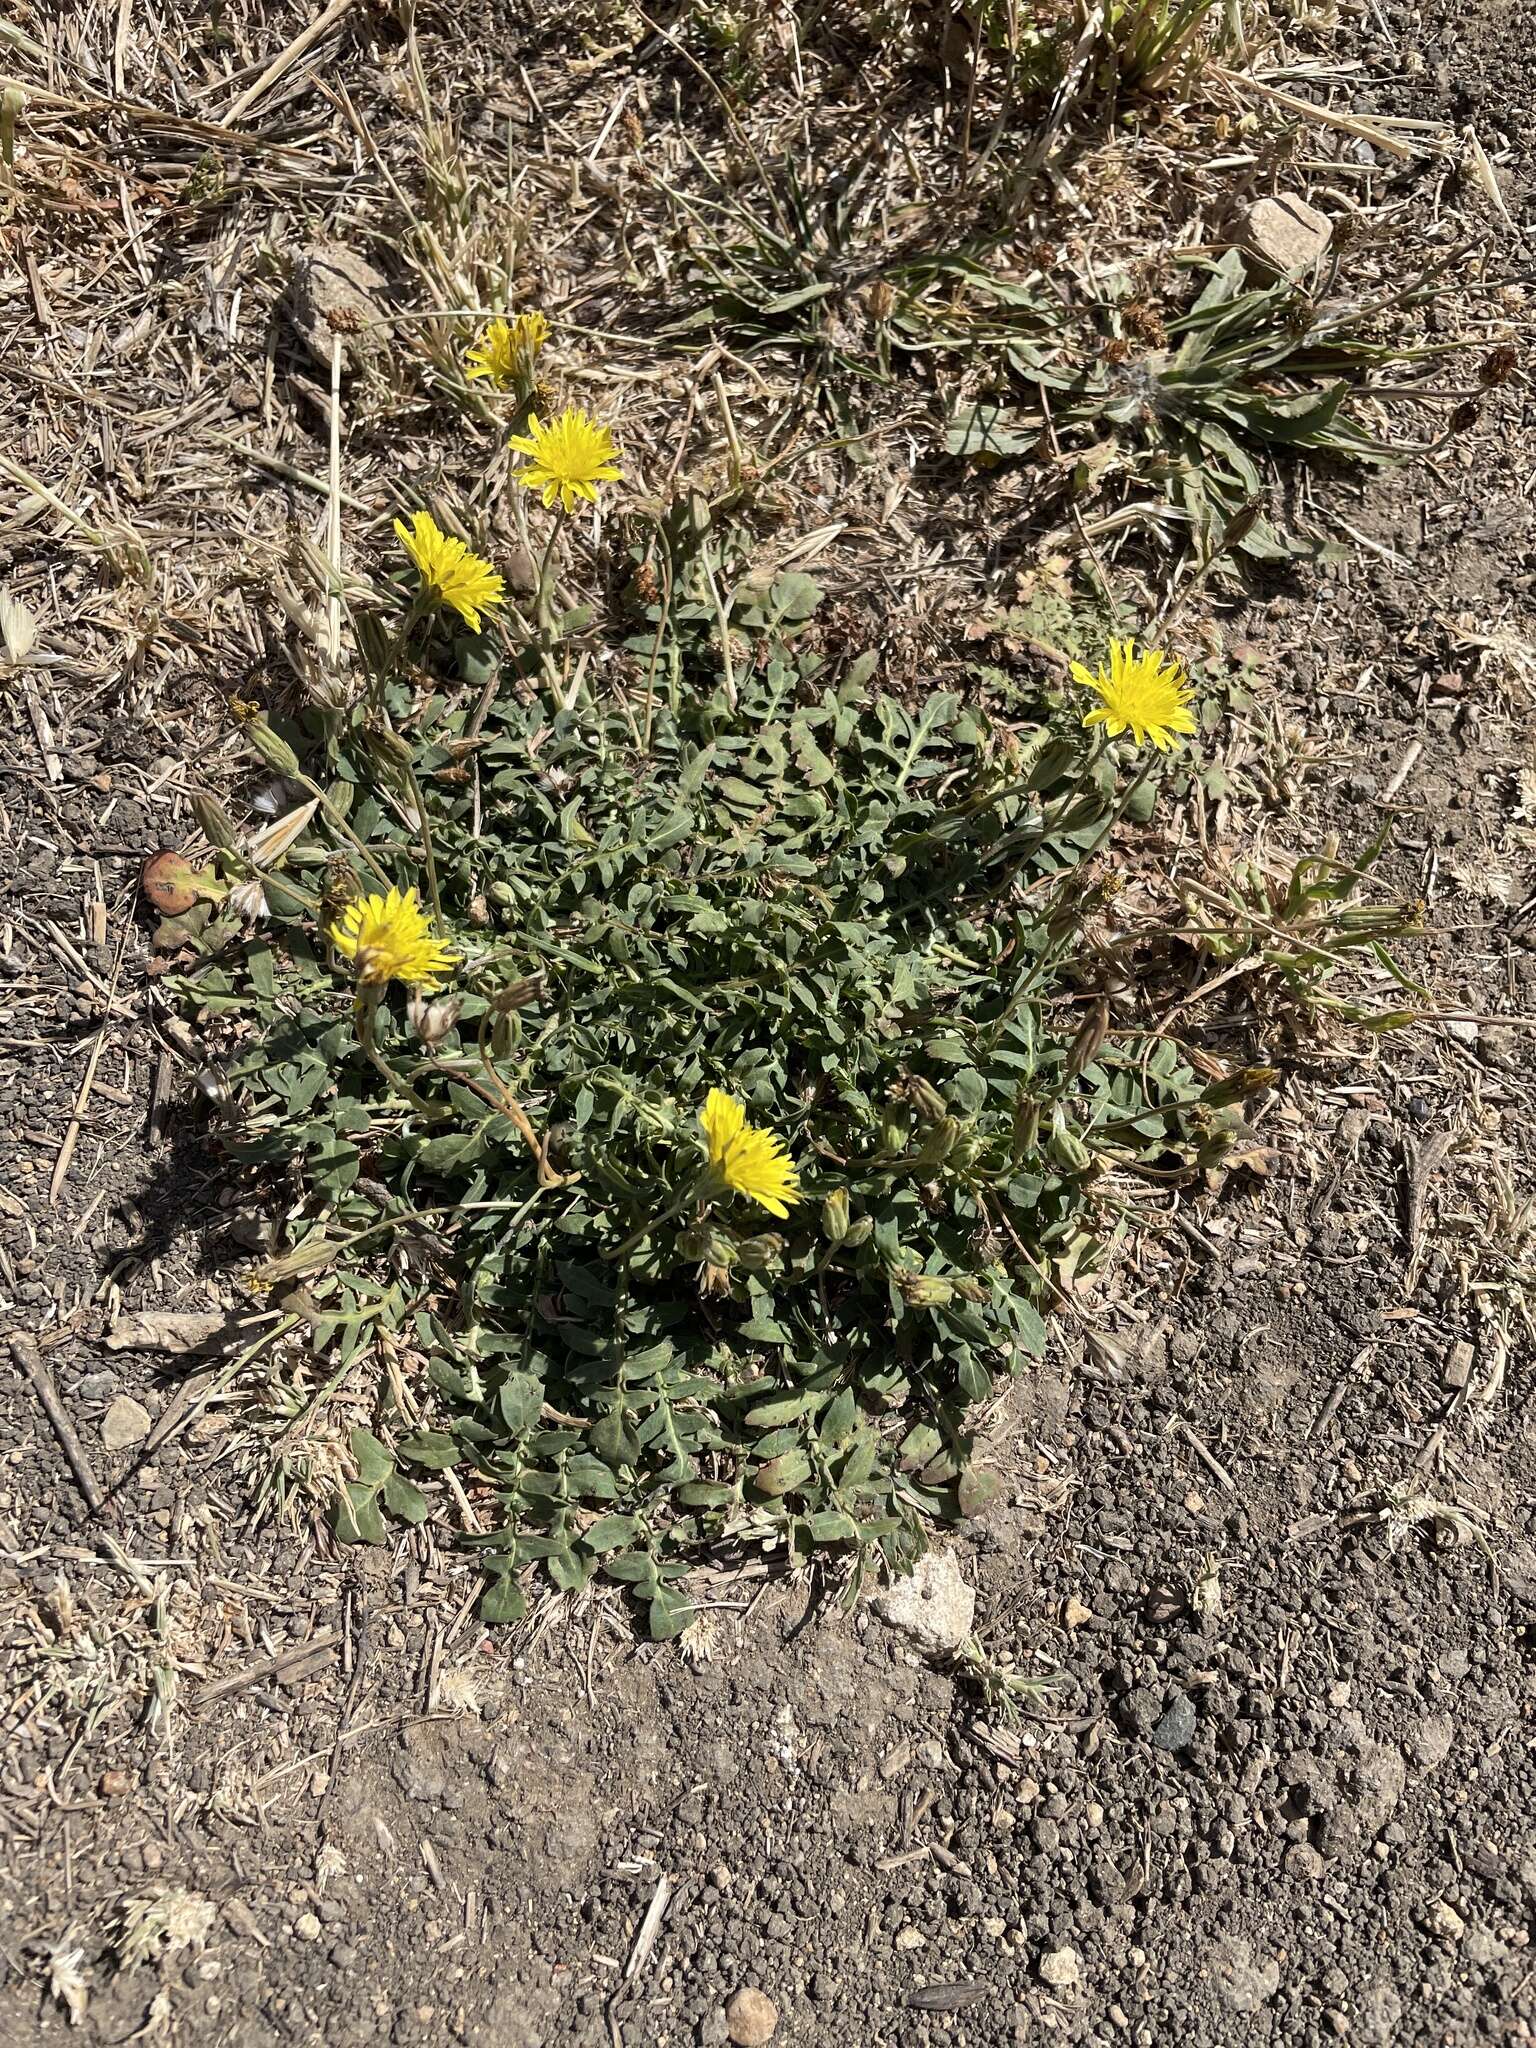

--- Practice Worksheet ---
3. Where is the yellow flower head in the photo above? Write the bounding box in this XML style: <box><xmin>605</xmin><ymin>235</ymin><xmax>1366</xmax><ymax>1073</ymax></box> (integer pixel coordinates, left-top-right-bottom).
<box><xmin>330</xmin><ymin>886</ymin><xmax>458</xmax><ymax>992</ymax></box>
<box><xmin>1072</xmin><ymin>639</ymin><xmax>1197</xmax><ymax>753</ymax></box>
<box><xmin>394</xmin><ymin>510</ymin><xmax>506</xmax><ymax>633</ymax></box>
<box><xmin>464</xmin><ymin>311</ymin><xmax>549</xmax><ymax>390</ymax></box>
<box><xmin>509</xmin><ymin>407</ymin><xmax>623</xmax><ymax>513</ymax></box>
<box><xmin>700</xmin><ymin>1087</ymin><xmax>801</xmax><ymax>1220</ymax></box>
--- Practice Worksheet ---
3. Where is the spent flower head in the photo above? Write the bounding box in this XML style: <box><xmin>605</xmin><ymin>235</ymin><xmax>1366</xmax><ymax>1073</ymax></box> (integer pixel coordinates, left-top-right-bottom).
<box><xmin>394</xmin><ymin>511</ymin><xmax>505</xmax><ymax>632</ymax></box>
<box><xmin>699</xmin><ymin>1087</ymin><xmax>801</xmax><ymax>1219</ymax></box>
<box><xmin>509</xmin><ymin>407</ymin><xmax>622</xmax><ymax>513</ymax></box>
<box><xmin>330</xmin><ymin>886</ymin><xmax>458</xmax><ymax>992</ymax></box>
<box><xmin>464</xmin><ymin>311</ymin><xmax>549</xmax><ymax>391</ymax></box>
<box><xmin>1073</xmin><ymin>639</ymin><xmax>1196</xmax><ymax>752</ymax></box>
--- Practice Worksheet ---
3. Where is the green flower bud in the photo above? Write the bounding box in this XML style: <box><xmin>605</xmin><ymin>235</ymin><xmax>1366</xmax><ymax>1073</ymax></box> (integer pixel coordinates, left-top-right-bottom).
<box><xmin>1202</xmin><ymin>1066</ymin><xmax>1279</xmax><ymax>1108</ymax></box>
<box><xmin>243</xmin><ymin>716</ymin><xmax>301</xmax><ymax>778</ymax></box>
<box><xmin>735</xmin><ymin>1233</ymin><xmax>783</xmax><ymax>1271</ymax></box>
<box><xmin>1048</xmin><ymin>1115</ymin><xmax>1092</xmax><ymax>1173</ymax></box>
<box><xmin>907</xmin><ymin>1076</ymin><xmax>948</xmax><ymax>1122</ymax></box>
<box><xmin>821</xmin><ymin>1189</ymin><xmax>851</xmax><ymax>1243</ymax></box>
<box><xmin>842</xmin><ymin>1215</ymin><xmax>874</xmax><ymax>1248</ymax></box>
<box><xmin>915</xmin><ymin>1116</ymin><xmax>963</xmax><ymax>1167</ymax></box>
<box><xmin>896</xmin><ymin>1272</ymin><xmax>954</xmax><ymax>1307</ymax></box>
<box><xmin>192</xmin><ymin>790</ymin><xmax>239</xmax><ymax>851</ymax></box>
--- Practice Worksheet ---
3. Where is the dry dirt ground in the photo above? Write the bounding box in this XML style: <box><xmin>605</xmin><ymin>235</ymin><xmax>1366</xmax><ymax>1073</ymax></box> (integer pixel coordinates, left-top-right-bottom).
<box><xmin>2</xmin><ymin>1</ymin><xmax>1534</xmax><ymax>2043</ymax></box>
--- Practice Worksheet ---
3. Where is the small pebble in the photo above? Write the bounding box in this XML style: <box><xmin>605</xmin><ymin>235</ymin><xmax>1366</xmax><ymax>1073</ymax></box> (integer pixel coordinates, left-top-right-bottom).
<box><xmin>1039</xmin><ymin>1946</ymin><xmax>1081</xmax><ymax>1990</ymax></box>
<box><xmin>725</xmin><ymin>1987</ymin><xmax>779</xmax><ymax>2047</ymax></box>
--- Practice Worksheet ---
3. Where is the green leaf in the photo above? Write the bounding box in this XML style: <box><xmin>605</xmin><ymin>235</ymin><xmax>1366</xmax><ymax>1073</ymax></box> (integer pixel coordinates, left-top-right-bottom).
<box><xmin>382</xmin><ymin>1473</ymin><xmax>430</xmax><ymax>1525</ymax></box>
<box><xmin>349</xmin><ymin>1427</ymin><xmax>392</xmax><ymax>1488</ymax></box>
<box><xmin>498</xmin><ymin>1372</ymin><xmax>543</xmax><ymax>1436</ymax></box>
<box><xmin>398</xmin><ymin>1430</ymin><xmax>461</xmax><ymax>1471</ymax></box>
<box><xmin>583</xmin><ymin>1513</ymin><xmax>639</xmax><ymax>1553</ymax></box>
<box><xmin>333</xmin><ymin>1482</ymin><xmax>386</xmax><ymax>1546</ymax></box>
<box><xmin>648</xmin><ymin>1585</ymin><xmax>696</xmax><ymax>1640</ymax></box>
<box><xmin>480</xmin><ymin>1575</ymin><xmax>527</xmax><ymax>1624</ymax></box>
<box><xmin>752</xmin><ymin>1449</ymin><xmax>812</xmax><ymax>1498</ymax></box>
<box><xmin>807</xmin><ymin>1509</ymin><xmax>859</xmax><ymax>1543</ymax></box>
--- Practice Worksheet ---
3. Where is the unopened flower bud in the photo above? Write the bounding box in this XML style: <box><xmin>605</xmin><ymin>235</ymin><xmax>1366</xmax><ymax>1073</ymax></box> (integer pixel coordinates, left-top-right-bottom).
<box><xmin>242</xmin><ymin>714</ymin><xmax>301</xmax><ymax>778</ymax></box>
<box><xmin>491</xmin><ymin>974</ymin><xmax>545</xmax><ymax>1014</ymax></box>
<box><xmin>192</xmin><ymin>790</ymin><xmax>239</xmax><ymax>851</ymax></box>
<box><xmin>1048</xmin><ymin>1116</ymin><xmax>1092</xmax><ymax>1173</ymax></box>
<box><xmin>321</xmin><ymin>858</ymin><xmax>361</xmax><ymax>915</ymax></box>
<box><xmin>907</xmin><ymin>1076</ymin><xmax>948</xmax><ymax>1122</ymax></box>
<box><xmin>842</xmin><ymin>1215</ymin><xmax>873</xmax><ymax>1248</ymax></box>
<box><xmin>1065</xmin><ymin>997</ymin><xmax>1110</xmax><ymax>1080</ymax></box>
<box><xmin>821</xmin><ymin>1189</ymin><xmax>850</xmax><ymax>1243</ymax></box>
<box><xmin>1202</xmin><ymin>1065</ymin><xmax>1278</xmax><ymax>1108</ymax></box>
<box><xmin>363</xmin><ymin>720</ymin><xmax>415</xmax><ymax>768</ymax></box>
<box><xmin>1013</xmin><ymin>1099</ymin><xmax>1041</xmax><ymax>1155</ymax></box>
<box><xmin>896</xmin><ymin>1272</ymin><xmax>955</xmax><ymax>1308</ymax></box>
<box><xmin>915</xmin><ymin>1116</ymin><xmax>963</xmax><ymax>1167</ymax></box>
<box><xmin>735</xmin><ymin>1233</ymin><xmax>783</xmax><ymax>1271</ymax></box>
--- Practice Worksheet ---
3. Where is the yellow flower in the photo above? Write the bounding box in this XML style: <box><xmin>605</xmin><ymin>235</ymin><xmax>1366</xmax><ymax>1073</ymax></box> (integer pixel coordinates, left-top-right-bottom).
<box><xmin>330</xmin><ymin>886</ymin><xmax>458</xmax><ymax>992</ymax></box>
<box><xmin>394</xmin><ymin>510</ymin><xmax>506</xmax><ymax>632</ymax></box>
<box><xmin>509</xmin><ymin>407</ymin><xmax>622</xmax><ymax>513</ymax></box>
<box><xmin>700</xmin><ymin>1088</ymin><xmax>801</xmax><ymax>1220</ymax></box>
<box><xmin>1073</xmin><ymin>639</ymin><xmax>1197</xmax><ymax>752</ymax></box>
<box><xmin>464</xmin><ymin>311</ymin><xmax>549</xmax><ymax>390</ymax></box>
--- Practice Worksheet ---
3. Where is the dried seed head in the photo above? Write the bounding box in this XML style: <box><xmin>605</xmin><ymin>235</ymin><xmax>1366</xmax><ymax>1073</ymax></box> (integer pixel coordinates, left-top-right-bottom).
<box><xmin>490</xmin><ymin>974</ymin><xmax>545</xmax><ymax>1014</ymax></box>
<box><xmin>321</xmin><ymin>858</ymin><xmax>361</xmax><ymax>915</ymax></box>
<box><xmin>1480</xmin><ymin>342</ymin><xmax>1518</xmax><ymax>388</ymax></box>
<box><xmin>407</xmin><ymin>992</ymin><xmax>463</xmax><ymax>1048</ymax></box>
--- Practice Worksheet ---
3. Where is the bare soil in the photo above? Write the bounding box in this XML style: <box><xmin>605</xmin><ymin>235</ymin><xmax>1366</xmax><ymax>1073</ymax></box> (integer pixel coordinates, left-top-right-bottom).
<box><xmin>3</xmin><ymin>1</ymin><xmax>1533</xmax><ymax>2044</ymax></box>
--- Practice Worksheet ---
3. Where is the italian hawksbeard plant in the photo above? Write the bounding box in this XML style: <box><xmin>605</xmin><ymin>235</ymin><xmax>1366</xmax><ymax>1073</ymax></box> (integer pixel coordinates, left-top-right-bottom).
<box><xmin>178</xmin><ymin>441</ymin><xmax>1251</xmax><ymax>1637</ymax></box>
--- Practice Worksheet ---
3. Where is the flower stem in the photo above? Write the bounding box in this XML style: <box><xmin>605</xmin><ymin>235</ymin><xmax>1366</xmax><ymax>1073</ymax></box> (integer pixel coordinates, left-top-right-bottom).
<box><xmin>535</xmin><ymin>506</ymin><xmax>567</xmax><ymax>638</ymax></box>
<box><xmin>398</xmin><ymin>756</ymin><xmax>444</xmax><ymax>931</ymax></box>
<box><xmin>354</xmin><ymin>987</ymin><xmax>448</xmax><ymax>1120</ymax></box>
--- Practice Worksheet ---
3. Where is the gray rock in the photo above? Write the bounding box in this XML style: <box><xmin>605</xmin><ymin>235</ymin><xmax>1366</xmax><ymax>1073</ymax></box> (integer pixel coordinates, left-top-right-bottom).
<box><xmin>285</xmin><ymin>242</ymin><xmax>389</xmax><ymax>375</ymax></box>
<box><xmin>1406</xmin><ymin>1713</ymin><xmax>1455</xmax><ymax>1772</ymax></box>
<box><xmin>870</xmin><ymin>1550</ymin><xmax>975</xmax><ymax>1656</ymax></box>
<box><xmin>106</xmin><ymin>1309</ymin><xmax>230</xmax><ymax>1354</ymax></box>
<box><xmin>1237</xmin><ymin>194</ymin><xmax>1332</xmax><ymax>275</ymax></box>
<box><xmin>101</xmin><ymin>1395</ymin><xmax>152</xmax><ymax>1451</ymax></box>
<box><xmin>1213</xmin><ymin>1934</ymin><xmax>1280</xmax><ymax>2013</ymax></box>
<box><xmin>1151</xmin><ymin>1691</ymin><xmax>1198</xmax><ymax>1753</ymax></box>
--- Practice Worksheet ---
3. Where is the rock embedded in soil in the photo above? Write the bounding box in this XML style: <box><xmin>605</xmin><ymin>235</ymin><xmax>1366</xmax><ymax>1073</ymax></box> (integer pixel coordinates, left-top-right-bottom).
<box><xmin>1213</xmin><ymin>1935</ymin><xmax>1280</xmax><ymax>2013</ymax></box>
<box><xmin>1038</xmin><ymin>1946</ymin><xmax>1080</xmax><ymax>1990</ymax></box>
<box><xmin>100</xmin><ymin>1394</ymin><xmax>152</xmax><ymax>1450</ymax></box>
<box><xmin>105</xmin><ymin>1308</ymin><xmax>230</xmax><ymax>1354</ymax></box>
<box><xmin>870</xmin><ymin>1550</ymin><xmax>975</xmax><ymax>1656</ymax></box>
<box><xmin>724</xmin><ymin>1986</ymin><xmax>778</xmax><ymax>2045</ymax></box>
<box><xmin>1151</xmin><ymin>1691</ymin><xmax>1198</xmax><ymax>1753</ymax></box>
<box><xmin>285</xmin><ymin>241</ymin><xmax>389</xmax><ymax>374</ymax></box>
<box><xmin>1236</xmin><ymin>193</ymin><xmax>1332</xmax><ymax>275</ymax></box>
